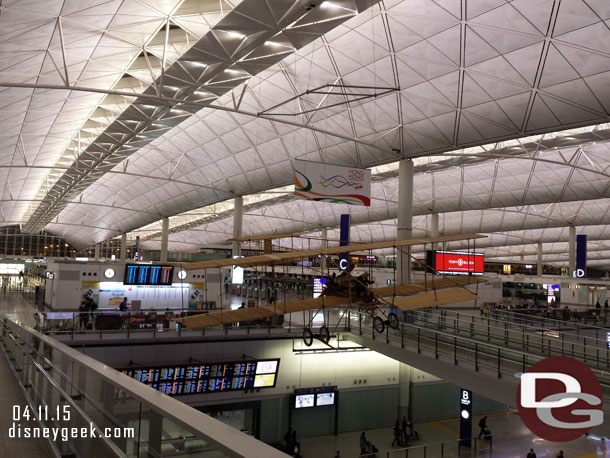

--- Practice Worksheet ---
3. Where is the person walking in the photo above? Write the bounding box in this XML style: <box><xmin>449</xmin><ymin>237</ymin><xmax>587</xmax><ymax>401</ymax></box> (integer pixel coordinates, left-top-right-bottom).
<box><xmin>359</xmin><ymin>432</ymin><xmax>368</xmax><ymax>455</ymax></box>
<box><xmin>284</xmin><ymin>428</ymin><xmax>292</xmax><ymax>453</ymax></box>
<box><xmin>527</xmin><ymin>448</ymin><xmax>537</xmax><ymax>458</ymax></box>
<box><xmin>478</xmin><ymin>416</ymin><xmax>488</xmax><ymax>438</ymax></box>
<box><xmin>556</xmin><ymin>451</ymin><xmax>564</xmax><ymax>458</ymax></box>
<box><xmin>391</xmin><ymin>419</ymin><xmax>401</xmax><ymax>447</ymax></box>
<box><xmin>334</xmin><ymin>452</ymin><xmax>341</xmax><ymax>458</ymax></box>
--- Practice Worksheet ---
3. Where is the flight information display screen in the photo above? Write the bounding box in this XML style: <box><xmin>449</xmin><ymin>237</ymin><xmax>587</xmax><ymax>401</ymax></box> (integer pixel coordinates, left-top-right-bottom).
<box><xmin>120</xmin><ymin>359</ymin><xmax>279</xmax><ymax>396</ymax></box>
<box><xmin>124</xmin><ymin>264</ymin><xmax>174</xmax><ymax>285</ymax></box>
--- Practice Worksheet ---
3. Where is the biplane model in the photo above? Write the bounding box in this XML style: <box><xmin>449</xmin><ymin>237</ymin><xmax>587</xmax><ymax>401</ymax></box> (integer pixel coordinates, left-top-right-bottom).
<box><xmin>176</xmin><ymin>233</ymin><xmax>486</xmax><ymax>347</ymax></box>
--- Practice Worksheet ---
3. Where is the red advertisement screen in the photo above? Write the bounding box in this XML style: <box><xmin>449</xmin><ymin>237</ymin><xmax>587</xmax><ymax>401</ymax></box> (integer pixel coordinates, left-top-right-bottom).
<box><xmin>435</xmin><ymin>251</ymin><xmax>484</xmax><ymax>276</ymax></box>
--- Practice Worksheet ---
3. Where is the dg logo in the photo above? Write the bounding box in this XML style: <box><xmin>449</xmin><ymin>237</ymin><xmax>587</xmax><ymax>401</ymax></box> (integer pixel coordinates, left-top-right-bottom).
<box><xmin>517</xmin><ymin>356</ymin><xmax>604</xmax><ymax>442</ymax></box>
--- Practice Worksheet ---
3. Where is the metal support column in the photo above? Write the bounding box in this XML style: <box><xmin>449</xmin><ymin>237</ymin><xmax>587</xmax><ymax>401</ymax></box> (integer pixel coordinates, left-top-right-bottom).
<box><xmin>398</xmin><ymin>363</ymin><xmax>412</xmax><ymax>421</ymax></box>
<box><xmin>397</xmin><ymin>159</ymin><xmax>414</xmax><ymax>284</ymax></box>
<box><xmin>94</xmin><ymin>243</ymin><xmax>100</xmax><ymax>261</ymax></box>
<box><xmin>120</xmin><ymin>233</ymin><xmax>127</xmax><ymax>263</ymax></box>
<box><xmin>160</xmin><ymin>217</ymin><xmax>169</xmax><ymax>263</ymax></box>
<box><xmin>232</xmin><ymin>196</ymin><xmax>243</xmax><ymax>258</ymax></box>
<box><xmin>568</xmin><ymin>225</ymin><xmax>576</xmax><ymax>276</ymax></box>
<box><xmin>537</xmin><ymin>242</ymin><xmax>542</xmax><ymax>276</ymax></box>
<box><xmin>320</xmin><ymin>227</ymin><xmax>328</xmax><ymax>271</ymax></box>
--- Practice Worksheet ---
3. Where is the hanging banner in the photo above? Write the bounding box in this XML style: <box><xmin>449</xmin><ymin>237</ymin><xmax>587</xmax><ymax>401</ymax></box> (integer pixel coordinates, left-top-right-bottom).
<box><xmin>339</xmin><ymin>214</ymin><xmax>350</xmax><ymax>270</ymax></box>
<box><xmin>575</xmin><ymin>234</ymin><xmax>587</xmax><ymax>278</ymax></box>
<box><xmin>293</xmin><ymin>159</ymin><xmax>371</xmax><ymax>206</ymax></box>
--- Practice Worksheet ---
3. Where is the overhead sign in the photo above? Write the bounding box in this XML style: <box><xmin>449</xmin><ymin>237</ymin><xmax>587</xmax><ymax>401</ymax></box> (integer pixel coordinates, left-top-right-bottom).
<box><xmin>124</xmin><ymin>264</ymin><xmax>174</xmax><ymax>285</ymax></box>
<box><xmin>427</xmin><ymin>250</ymin><xmax>484</xmax><ymax>276</ymax></box>
<box><xmin>339</xmin><ymin>213</ymin><xmax>350</xmax><ymax>270</ymax></box>
<box><xmin>574</xmin><ymin>234</ymin><xmax>586</xmax><ymax>278</ymax></box>
<box><xmin>293</xmin><ymin>159</ymin><xmax>371</xmax><ymax>206</ymax></box>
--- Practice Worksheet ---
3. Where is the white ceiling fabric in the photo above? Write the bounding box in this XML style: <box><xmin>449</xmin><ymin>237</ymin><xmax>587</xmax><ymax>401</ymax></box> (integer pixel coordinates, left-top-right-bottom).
<box><xmin>1</xmin><ymin>0</ymin><xmax>610</xmax><ymax>266</ymax></box>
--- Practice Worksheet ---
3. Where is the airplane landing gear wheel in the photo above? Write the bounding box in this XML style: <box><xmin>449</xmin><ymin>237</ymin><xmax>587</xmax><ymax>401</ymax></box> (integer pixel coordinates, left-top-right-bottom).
<box><xmin>302</xmin><ymin>327</ymin><xmax>313</xmax><ymax>347</ymax></box>
<box><xmin>319</xmin><ymin>326</ymin><xmax>330</xmax><ymax>344</ymax></box>
<box><xmin>388</xmin><ymin>312</ymin><xmax>399</xmax><ymax>330</ymax></box>
<box><xmin>373</xmin><ymin>316</ymin><xmax>385</xmax><ymax>333</ymax></box>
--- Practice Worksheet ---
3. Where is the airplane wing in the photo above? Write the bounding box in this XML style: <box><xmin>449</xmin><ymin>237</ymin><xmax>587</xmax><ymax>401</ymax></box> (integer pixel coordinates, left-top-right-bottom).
<box><xmin>183</xmin><ymin>233</ymin><xmax>485</xmax><ymax>270</ymax></box>
<box><xmin>390</xmin><ymin>288</ymin><xmax>479</xmax><ymax>311</ymax></box>
<box><xmin>372</xmin><ymin>276</ymin><xmax>485</xmax><ymax>298</ymax></box>
<box><xmin>176</xmin><ymin>307</ymin><xmax>275</xmax><ymax>328</ymax></box>
<box><xmin>177</xmin><ymin>296</ymin><xmax>347</xmax><ymax>329</ymax></box>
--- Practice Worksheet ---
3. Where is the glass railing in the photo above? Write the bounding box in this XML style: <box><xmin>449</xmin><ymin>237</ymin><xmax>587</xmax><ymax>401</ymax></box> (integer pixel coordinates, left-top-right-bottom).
<box><xmin>490</xmin><ymin>308</ymin><xmax>610</xmax><ymax>340</ymax></box>
<box><xmin>363</xmin><ymin>435</ymin><xmax>493</xmax><ymax>458</ymax></box>
<box><xmin>37</xmin><ymin>308</ymin><xmax>351</xmax><ymax>342</ymax></box>
<box><xmin>402</xmin><ymin>309</ymin><xmax>610</xmax><ymax>367</ymax></box>
<box><xmin>346</xmin><ymin>311</ymin><xmax>610</xmax><ymax>405</ymax></box>
<box><xmin>0</xmin><ymin>316</ymin><xmax>289</xmax><ymax>458</ymax></box>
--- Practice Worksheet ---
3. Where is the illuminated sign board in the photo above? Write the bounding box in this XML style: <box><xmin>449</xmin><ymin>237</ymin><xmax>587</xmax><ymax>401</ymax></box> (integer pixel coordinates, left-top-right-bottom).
<box><xmin>575</xmin><ymin>234</ymin><xmax>586</xmax><ymax>278</ymax></box>
<box><xmin>124</xmin><ymin>264</ymin><xmax>174</xmax><ymax>285</ymax></box>
<box><xmin>427</xmin><ymin>251</ymin><xmax>484</xmax><ymax>276</ymax></box>
<box><xmin>294</xmin><ymin>386</ymin><xmax>337</xmax><ymax>408</ymax></box>
<box><xmin>459</xmin><ymin>388</ymin><xmax>472</xmax><ymax>447</ymax></box>
<box><xmin>119</xmin><ymin>359</ymin><xmax>279</xmax><ymax>396</ymax></box>
<box><xmin>313</xmin><ymin>278</ymin><xmax>327</xmax><ymax>298</ymax></box>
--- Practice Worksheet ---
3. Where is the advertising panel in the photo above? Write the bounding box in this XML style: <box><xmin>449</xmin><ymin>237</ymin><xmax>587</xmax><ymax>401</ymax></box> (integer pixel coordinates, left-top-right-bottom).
<box><xmin>428</xmin><ymin>250</ymin><xmax>484</xmax><ymax>276</ymax></box>
<box><xmin>294</xmin><ymin>159</ymin><xmax>371</xmax><ymax>206</ymax></box>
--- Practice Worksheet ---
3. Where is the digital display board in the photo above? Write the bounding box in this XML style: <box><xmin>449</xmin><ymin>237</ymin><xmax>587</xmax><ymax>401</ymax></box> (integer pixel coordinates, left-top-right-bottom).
<box><xmin>316</xmin><ymin>392</ymin><xmax>335</xmax><ymax>406</ymax></box>
<box><xmin>119</xmin><ymin>359</ymin><xmax>278</xmax><ymax>396</ymax></box>
<box><xmin>295</xmin><ymin>394</ymin><xmax>315</xmax><ymax>408</ymax></box>
<box><xmin>427</xmin><ymin>250</ymin><xmax>484</xmax><ymax>276</ymax></box>
<box><xmin>294</xmin><ymin>386</ymin><xmax>337</xmax><ymax>408</ymax></box>
<box><xmin>124</xmin><ymin>264</ymin><xmax>174</xmax><ymax>285</ymax></box>
<box><xmin>313</xmin><ymin>278</ymin><xmax>327</xmax><ymax>298</ymax></box>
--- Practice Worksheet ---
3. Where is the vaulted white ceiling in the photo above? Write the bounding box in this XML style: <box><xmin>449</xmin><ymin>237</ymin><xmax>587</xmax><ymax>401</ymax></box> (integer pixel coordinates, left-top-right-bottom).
<box><xmin>1</xmin><ymin>0</ymin><xmax>610</xmax><ymax>266</ymax></box>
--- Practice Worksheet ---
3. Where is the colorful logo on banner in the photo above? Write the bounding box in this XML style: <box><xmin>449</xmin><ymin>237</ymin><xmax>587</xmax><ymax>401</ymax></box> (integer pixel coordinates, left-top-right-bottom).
<box><xmin>294</xmin><ymin>159</ymin><xmax>371</xmax><ymax>206</ymax></box>
<box><xmin>517</xmin><ymin>356</ymin><xmax>603</xmax><ymax>442</ymax></box>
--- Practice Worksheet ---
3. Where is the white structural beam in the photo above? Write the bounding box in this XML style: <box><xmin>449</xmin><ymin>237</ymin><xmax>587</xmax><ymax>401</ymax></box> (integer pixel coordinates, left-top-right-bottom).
<box><xmin>537</xmin><ymin>242</ymin><xmax>542</xmax><ymax>276</ymax></box>
<box><xmin>120</xmin><ymin>233</ymin><xmax>127</xmax><ymax>263</ymax></box>
<box><xmin>232</xmin><ymin>196</ymin><xmax>243</xmax><ymax>258</ymax></box>
<box><xmin>94</xmin><ymin>243</ymin><xmax>100</xmax><ymax>261</ymax></box>
<box><xmin>321</xmin><ymin>227</ymin><xmax>328</xmax><ymax>271</ymax></box>
<box><xmin>397</xmin><ymin>159</ymin><xmax>414</xmax><ymax>284</ymax></box>
<box><xmin>160</xmin><ymin>217</ymin><xmax>169</xmax><ymax>263</ymax></box>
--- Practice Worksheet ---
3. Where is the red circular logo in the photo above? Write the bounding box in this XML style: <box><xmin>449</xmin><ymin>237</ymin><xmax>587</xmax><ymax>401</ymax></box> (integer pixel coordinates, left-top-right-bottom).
<box><xmin>517</xmin><ymin>356</ymin><xmax>603</xmax><ymax>442</ymax></box>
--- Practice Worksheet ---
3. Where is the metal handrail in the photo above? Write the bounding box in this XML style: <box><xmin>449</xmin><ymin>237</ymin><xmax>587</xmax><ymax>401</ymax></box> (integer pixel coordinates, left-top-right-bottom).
<box><xmin>491</xmin><ymin>308</ymin><xmax>610</xmax><ymax>332</ymax></box>
<box><xmin>349</xmin><ymin>311</ymin><xmax>610</xmax><ymax>397</ymax></box>
<box><xmin>420</xmin><ymin>308</ymin><xmax>610</xmax><ymax>348</ymax></box>
<box><xmin>360</xmin><ymin>434</ymin><xmax>494</xmax><ymax>458</ymax></box>
<box><xmin>1</xmin><ymin>315</ymin><xmax>290</xmax><ymax>458</ymax></box>
<box><xmin>411</xmin><ymin>309</ymin><xmax>610</xmax><ymax>354</ymax></box>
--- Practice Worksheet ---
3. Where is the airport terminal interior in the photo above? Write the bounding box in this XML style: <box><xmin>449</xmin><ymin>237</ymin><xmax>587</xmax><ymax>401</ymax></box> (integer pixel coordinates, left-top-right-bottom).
<box><xmin>1</xmin><ymin>0</ymin><xmax>610</xmax><ymax>457</ymax></box>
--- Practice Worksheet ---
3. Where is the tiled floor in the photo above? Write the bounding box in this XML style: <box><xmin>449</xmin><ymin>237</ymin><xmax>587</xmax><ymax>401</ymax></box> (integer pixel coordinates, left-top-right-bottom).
<box><xmin>298</xmin><ymin>411</ymin><xmax>609</xmax><ymax>458</ymax></box>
